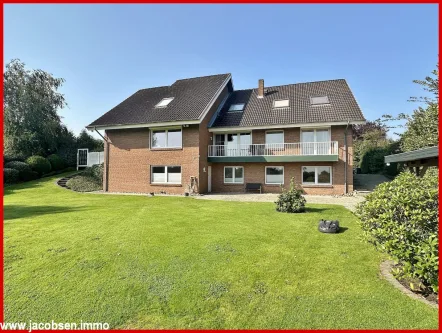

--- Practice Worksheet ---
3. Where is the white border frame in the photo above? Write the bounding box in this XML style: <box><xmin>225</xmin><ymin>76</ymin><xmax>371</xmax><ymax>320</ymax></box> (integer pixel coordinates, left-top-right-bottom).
<box><xmin>301</xmin><ymin>166</ymin><xmax>332</xmax><ymax>185</ymax></box>
<box><xmin>223</xmin><ymin>166</ymin><xmax>244</xmax><ymax>184</ymax></box>
<box><xmin>155</xmin><ymin>97</ymin><xmax>175</xmax><ymax>108</ymax></box>
<box><xmin>151</xmin><ymin>165</ymin><xmax>182</xmax><ymax>185</ymax></box>
<box><xmin>150</xmin><ymin>126</ymin><xmax>183</xmax><ymax>149</ymax></box>
<box><xmin>265</xmin><ymin>166</ymin><xmax>285</xmax><ymax>185</ymax></box>
<box><xmin>273</xmin><ymin>99</ymin><xmax>290</xmax><ymax>109</ymax></box>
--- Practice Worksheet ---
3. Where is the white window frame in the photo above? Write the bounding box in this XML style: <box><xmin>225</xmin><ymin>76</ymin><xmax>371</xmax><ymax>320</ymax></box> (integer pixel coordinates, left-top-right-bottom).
<box><xmin>265</xmin><ymin>130</ymin><xmax>285</xmax><ymax>144</ymax></box>
<box><xmin>273</xmin><ymin>99</ymin><xmax>290</xmax><ymax>108</ymax></box>
<box><xmin>265</xmin><ymin>166</ymin><xmax>285</xmax><ymax>185</ymax></box>
<box><xmin>310</xmin><ymin>96</ymin><xmax>330</xmax><ymax>106</ymax></box>
<box><xmin>223</xmin><ymin>166</ymin><xmax>244</xmax><ymax>184</ymax></box>
<box><xmin>301</xmin><ymin>166</ymin><xmax>332</xmax><ymax>185</ymax></box>
<box><xmin>300</xmin><ymin>127</ymin><xmax>331</xmax><ymax>142</ymax></box>
<box><xmin>228</xmin><ymin>103</ymin><xmax>245</xmax><ymax>112</ymax></box>
<box><xmin>150</xmin><ymin>127</ymin><xmax>182</xmax><ymax>149</ymax></box>
<box><xmin>151</xmin><ymin>165</ymin><xmax>182</xmax><ymax>184</ymax></box>
<box><xmin>155</xmin><ymin>97</ymin><xmax>174</xmax><ymax>108</ymax></box>
<box><xmin>214</xmin><ymin>132</ymin><xmax>253</xmax><ymax>145</ymax></box>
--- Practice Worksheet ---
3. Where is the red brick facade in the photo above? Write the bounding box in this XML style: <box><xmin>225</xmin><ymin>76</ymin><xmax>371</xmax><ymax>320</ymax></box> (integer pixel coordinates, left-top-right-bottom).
<box><xmin>103</xmin><ymin>86</ymin><xmax>229</xmax><ymax>194</ymax></box>
<box><xmin>104</xmin><ymin>123</ymin><xmax>353</xmax><ymax>195</ymax></box>
<box><xmin>209</xmin><ymin>126</ymin><xmax>353</xmax><ymax>195</ymax></box>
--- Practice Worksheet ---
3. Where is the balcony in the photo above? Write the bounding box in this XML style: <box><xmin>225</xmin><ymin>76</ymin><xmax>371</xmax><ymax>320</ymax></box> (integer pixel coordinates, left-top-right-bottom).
<box><xmin>208</xmin><ymin>142</ymin><xmax>339</xmax><ymax>162</ymax></box>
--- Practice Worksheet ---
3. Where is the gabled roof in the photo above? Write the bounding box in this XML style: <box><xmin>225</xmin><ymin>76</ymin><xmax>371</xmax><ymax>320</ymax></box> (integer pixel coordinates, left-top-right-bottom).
<box><xmin>210</xmin><ymin>79</ymin><xmax>365</xmax><ymax>129</ymax></box>
<box><xmin>87</xmin><ymin>73</ymin><xmax>231</xmax><ymax>128</ymax></box>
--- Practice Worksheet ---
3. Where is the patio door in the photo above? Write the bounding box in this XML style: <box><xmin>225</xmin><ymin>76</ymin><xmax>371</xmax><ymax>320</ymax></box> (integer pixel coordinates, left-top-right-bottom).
<box><xmin>301</xmin><ymin>128</ymin><xmax>330</xmax><ymax>155</ymax></box>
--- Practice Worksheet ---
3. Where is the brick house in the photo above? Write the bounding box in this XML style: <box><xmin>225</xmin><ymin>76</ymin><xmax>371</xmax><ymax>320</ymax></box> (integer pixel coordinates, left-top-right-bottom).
<box><xmin>87</xmin><ymin>74</ymin><xmax>365</xmax><ymax>195</ymax></box>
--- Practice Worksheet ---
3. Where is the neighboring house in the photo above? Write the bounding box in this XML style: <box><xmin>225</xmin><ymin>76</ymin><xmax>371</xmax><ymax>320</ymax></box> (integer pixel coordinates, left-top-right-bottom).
<box><xmin>87</xmin><ymin>73</ymin><xmax>365</xmax><ymax>195</ymax></box>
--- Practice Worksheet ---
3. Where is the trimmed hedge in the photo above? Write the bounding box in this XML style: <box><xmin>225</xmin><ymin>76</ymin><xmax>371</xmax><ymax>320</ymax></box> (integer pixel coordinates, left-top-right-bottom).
<box><xmin>356</xmin><ymin>172</ymin><xmax>438</xmax><ymax>293</ymax></box>
<box><xmin>4</xmin><ymin>168</ymin><xmax>19</xmax><ymax>184</ymax></box>
<box><xmin>4</xmin><ymin>161</ymin><xmax>31</xmax><ymax>172</ymax></box>
<box><xmin>47</xmin><ymin>154</ymin><xmax>65</xmax><ymax>171</ymax></box>
<box><xmin>66</xmin><ymin>176</ymin><xmax>101</xmax><ymax>192</ymax></box>
<box><xmin>275</xmin><ymin>178</ymin><xmax>306</xmax><ymax>213</ymax></box>
<box><xmin>19</xmin><ymin>169</ymin><xmax>40</xmax><ymax>181</ymax></box>
<box><xmin>26</xmin><ymin>156</ymin><xmax>51</xmax><ymax>176</ymax></box>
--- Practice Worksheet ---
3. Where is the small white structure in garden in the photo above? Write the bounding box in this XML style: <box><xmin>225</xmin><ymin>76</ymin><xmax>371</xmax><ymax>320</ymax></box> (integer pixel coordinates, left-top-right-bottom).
<box><xmin>77</xmin><ymin>149</ymin><xmax>104</xmax><ymax>170</ymax></box>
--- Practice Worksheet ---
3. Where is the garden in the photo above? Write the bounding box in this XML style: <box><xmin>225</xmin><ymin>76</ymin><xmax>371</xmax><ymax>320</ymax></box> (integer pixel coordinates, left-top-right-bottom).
<box><xmin>3</xmin><ymin>174</ymin><xmax>438</xmax><ymax>329</ymax></box>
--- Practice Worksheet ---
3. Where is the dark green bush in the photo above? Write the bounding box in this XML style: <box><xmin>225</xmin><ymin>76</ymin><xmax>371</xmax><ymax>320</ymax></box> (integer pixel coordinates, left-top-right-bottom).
<box><xmin>360</xmin><ymin>147</ymin><xmax>389</xmax><ymax>174</ymax></box>
<box><xmin>19</xmin><ymin>169</ymin><xmax>39</xmax><ymax>182</ymax></box>
<box><xmin>275</xmin><ymin>178</ymin><xmax>306</xmax><ymax>213</ymax></box>
<box><xmin>4</xmin><ymin>161</ymin><xmax>31</xmax><ymax>172</ymax></box>
<box><xmin>4</xmin><ymin>168</ymin><xmax>19</xmax><ymax>184</ymax></box>
<box><xmin>66</xmin><ymin>175</ymin><xmax>101</xmax><ymax>192</ymax></box>
<box><xmin>62</xmin><ymin>166</ymin><xmax>77</xmax><ymax>172</ymax></box>
<box><xmin>26</xmin><ymin>156</ymin><xmax>52</xmax><ymax>176</ymax></box>
<box><xmin>47</xmin><ymin>154</ymin><xmax>65</xmax><ymax>171</ymax></box>
<box><xmin>355</xmin><ymin>172</ymin><xmax>438</xmax><ymax>293</ymax></box>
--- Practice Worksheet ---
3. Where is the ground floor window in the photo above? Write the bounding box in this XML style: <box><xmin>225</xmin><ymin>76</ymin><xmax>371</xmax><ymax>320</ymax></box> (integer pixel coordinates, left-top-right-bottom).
<box><xmin>224</xmin><ymin>166</ymin><xmax>244</xmax><ymax>184</ymax></box>
<box><xmin>151</xmin><ymin>166</ymin><xmax>182</xmax><ymax>184</ymax></box>
<box><xmin>265</xmin><ymin>166</ymin><xmax>284</xmax><ymax>184</ymax></box>
<box><xmin>302</xmin><ymin>166</ymin><xmax>332</xmax><ymax>185</ymax></box>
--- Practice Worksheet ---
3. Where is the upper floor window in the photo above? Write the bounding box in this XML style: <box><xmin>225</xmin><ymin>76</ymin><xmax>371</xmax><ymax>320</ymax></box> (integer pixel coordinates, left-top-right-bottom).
<box><xmin>228</xmin><ymin>103</ymin><xmax>245</xmax><ymax>112</ymax></box>
<box><xmin>265</xmin><ymin>131</ymin><xmax>284</xmax><ymax>149</ymax></box>
<box><xmin>310</xmin><ymin>96</ymin><xmax>330</xmax><ymax>105</ymax></box>
<box><xmin>155</xmin><ymin>97</ymin><xmax>174</xmax><ymax>108</ymax></box>
<box><xmin>265</xmin><ymin>131</ymin><xmax>284</xmax><ymax>144</ymax></box>
<box><xmin>151</xmin><ymin>128</ymin><xmax>182</xmax><ymax>148</ymax></box>
<box><xmin>273</xmin><ymin>99</ymin><xmax>290</xmax><ymax>108</ymax></box>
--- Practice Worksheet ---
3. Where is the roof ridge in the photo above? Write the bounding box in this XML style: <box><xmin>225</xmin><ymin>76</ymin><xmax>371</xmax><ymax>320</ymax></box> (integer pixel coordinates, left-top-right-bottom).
<box><xmin>174</xmin><ymin>73</ymin><xmax>231</xmax><ymax>83</ymax></box>
<box><xmin>237</xmin><ymin>78</ymin><xmax>347</xmax><ymax>91</ymax></box>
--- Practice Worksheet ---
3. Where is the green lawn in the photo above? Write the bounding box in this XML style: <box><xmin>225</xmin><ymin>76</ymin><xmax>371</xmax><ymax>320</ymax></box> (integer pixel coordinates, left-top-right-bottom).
<box><xmin>3</xmin><ymin>174</ymin><xmax>438</xmax><ymax>329</ymax></box>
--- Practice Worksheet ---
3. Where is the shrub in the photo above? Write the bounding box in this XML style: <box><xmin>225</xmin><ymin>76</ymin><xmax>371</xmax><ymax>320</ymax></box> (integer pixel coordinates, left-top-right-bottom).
<box><xmin>360</xmin><ymin>147</ymin><xmax>389</xmax><ymax>174</ymax></box>
<box><xmin>66</xmin><ymin>175</ymin><xmax>101</xmax><ymax>192</ymax></box>
<box><xmin>47</xmin><ymin>154</ymin><xmax>65</xmax><ymax>171</ymax></box>
<box><xmin>275</xmin><ymin>177</ymin><xmax>306</xmax><ymax>213</ymax></box>
<box><xmin>4</xmin><ymin>168</ymin><xmax>19</xmax><ymax>184</ymax></box>
<box><xmin>5</xmin><ymin>161</ymin><xmax>31</xmax><ymax>172</ymax></box>
<box><xmin>19</xmin><ymin>169</ymin><xmax>39</xmax><ymax>182</ymax></box>
<box><xmin>62</xmin><ymin>166</ymin><xmax>77</xmax><ymax>172</ymax></box>
<box><xmin>26</xmin><ymin>156</ymin><xmax>52</xmax><ymax>176</ymax></box>
<box><xmin>82</xmin><ymin>164</ymin><xmax>103</xmax><ymax>183</ymax></box>
<box><xmin>355</xmin><ymin>172</ymin><xmax>438</xmax><ymax>293</ymax></box>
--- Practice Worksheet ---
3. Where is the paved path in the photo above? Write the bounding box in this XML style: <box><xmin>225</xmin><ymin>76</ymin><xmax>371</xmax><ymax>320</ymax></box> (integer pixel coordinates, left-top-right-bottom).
<box><xmin>354</xmin><ymin>174</ymin><xmax>390</xmax><ymax>191</ymax></box>
<box><xmin>195</xmin><ymin>193</ymin><xmax>365</xmax><ymax>212</ymax></box>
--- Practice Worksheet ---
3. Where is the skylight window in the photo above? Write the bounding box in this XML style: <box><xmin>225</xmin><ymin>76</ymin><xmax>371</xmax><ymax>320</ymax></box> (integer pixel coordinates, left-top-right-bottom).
<box><xmin>155</xmin><ymin>97</ymin><xmax>174</xmax><ymax>108</ymax></box>
<box><xmin>273</xmin><ymin>99</ymin><xmax>290</xmax><ymax>108</ymax></box>
<box><xmin>310</xmin><ymin>96</ymin><xmax>330</xmax><ymax>105</ymax></box>
<box><xmin>228</xmin><ymin>103</ymin><xmax>245</xmax><ymax>112</ymax></box>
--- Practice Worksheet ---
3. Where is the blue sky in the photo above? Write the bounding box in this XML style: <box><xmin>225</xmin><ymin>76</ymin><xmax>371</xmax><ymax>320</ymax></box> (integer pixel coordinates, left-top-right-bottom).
<box><xmin>4</xmin><ymin>4</ymin><xmax>438</xmax><ymax>138</ymax></box>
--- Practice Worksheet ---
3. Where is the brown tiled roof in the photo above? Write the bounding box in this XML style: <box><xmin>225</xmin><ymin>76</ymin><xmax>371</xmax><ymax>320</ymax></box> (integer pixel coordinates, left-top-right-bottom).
<box><xmin>210</xmin><ymin>79</ymin><xmax>365</xmax><ymax>128</ymax></box>
<box><xmin>88</xmin><ymin>73</ymin><xmax>231</xmax><ymax>127</ymax></box>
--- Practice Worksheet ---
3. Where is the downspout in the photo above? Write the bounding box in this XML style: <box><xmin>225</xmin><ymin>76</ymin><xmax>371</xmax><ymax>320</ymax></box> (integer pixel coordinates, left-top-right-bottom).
<box><xmin>93</xmin><ymin>127</ymin><xmax>110</xmax><ymax>192</ymax></box>
<box><xmin>344</xmin><ymin>120</ymin><xmax>350</xmax><ymax>194</ymax></box>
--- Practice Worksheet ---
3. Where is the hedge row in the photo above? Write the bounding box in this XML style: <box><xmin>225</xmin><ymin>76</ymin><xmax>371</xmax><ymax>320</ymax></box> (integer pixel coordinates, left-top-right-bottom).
<box><xmin>3</xmin><ymin>154</ymin><xmax>71</xmax><ymax>185</ymax></box>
